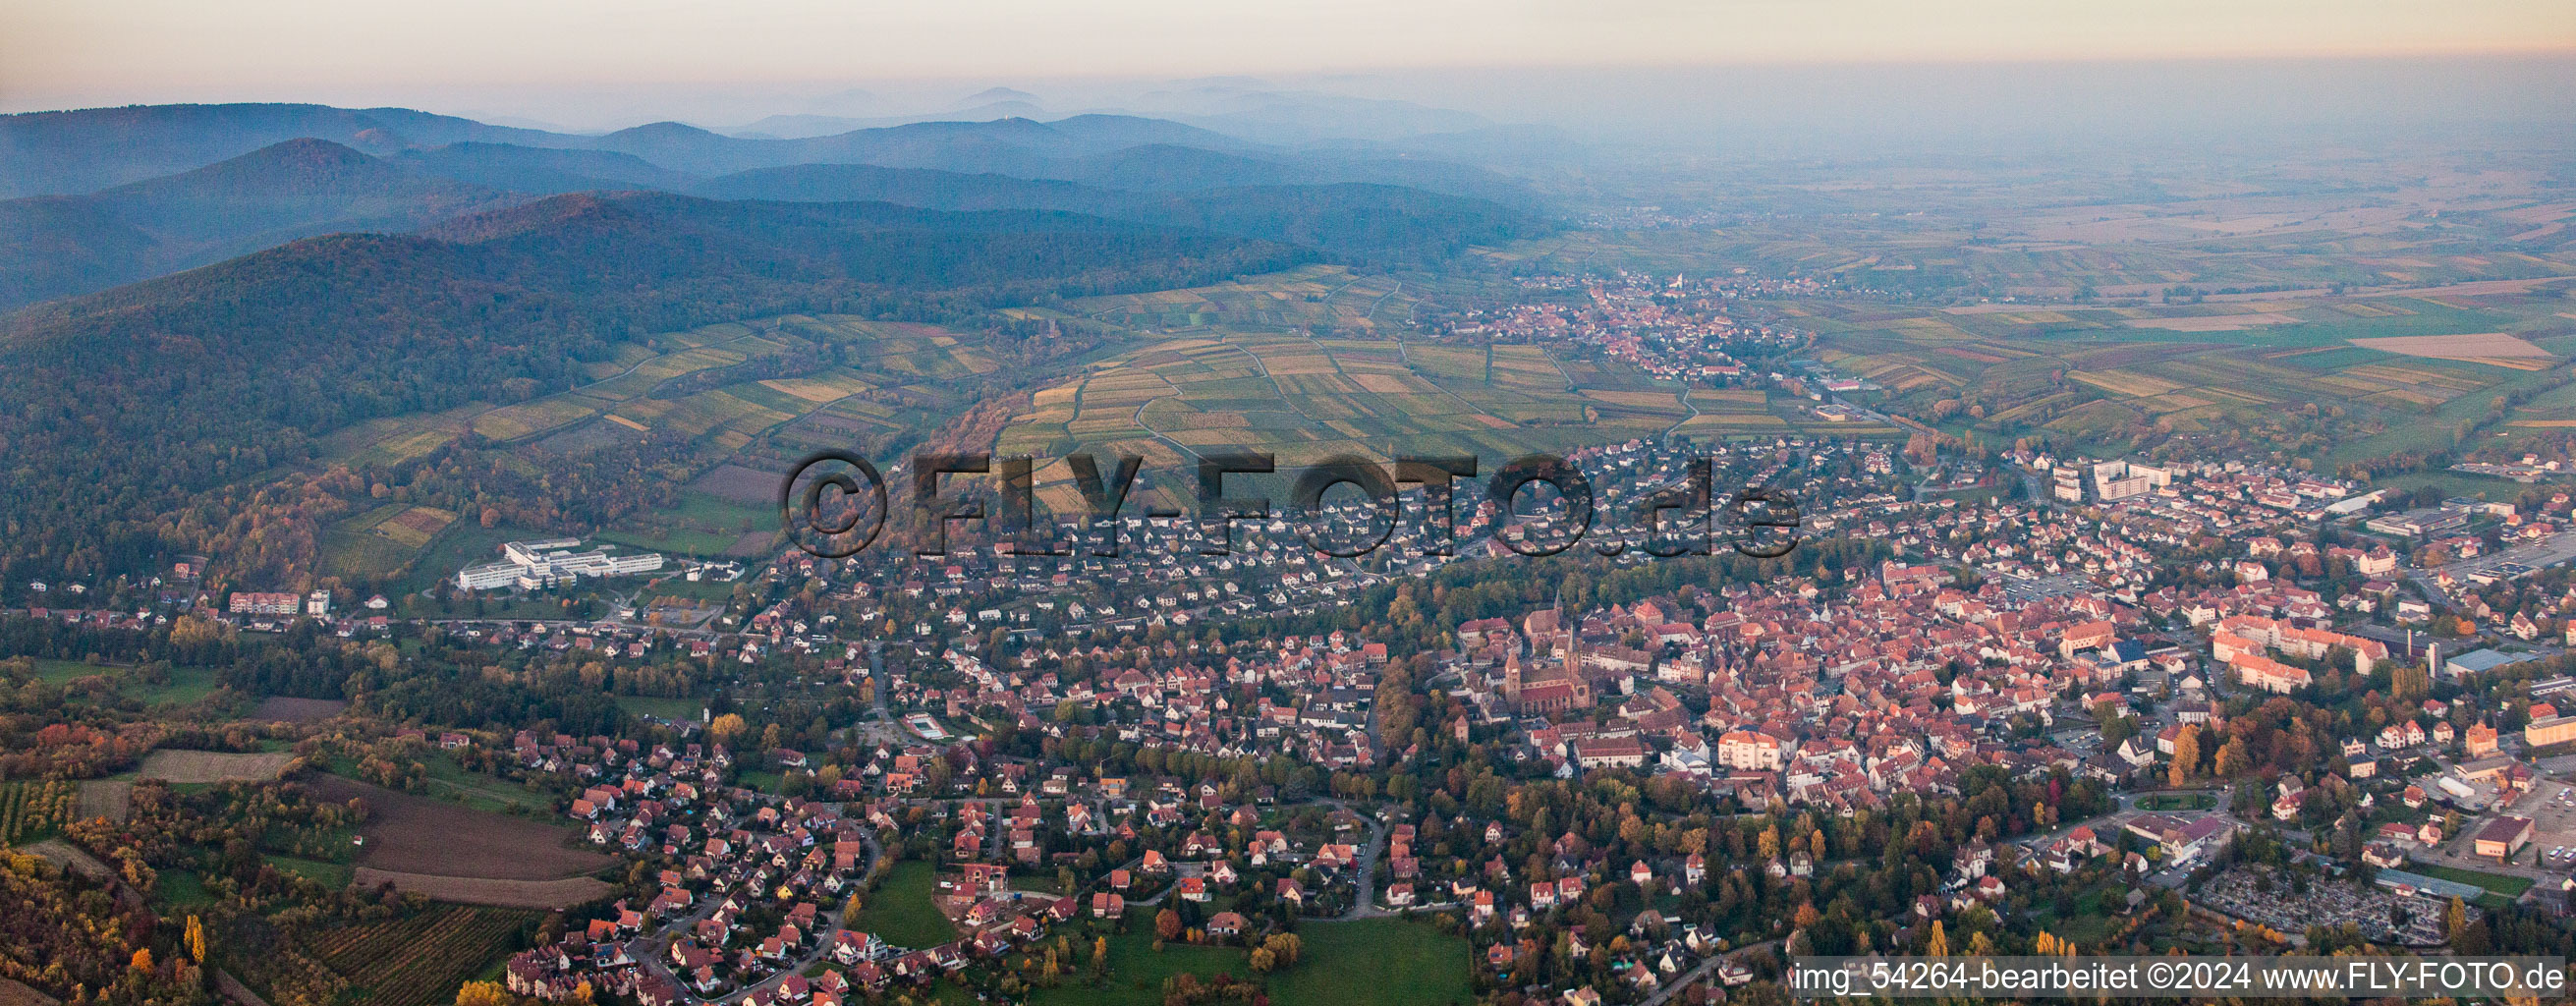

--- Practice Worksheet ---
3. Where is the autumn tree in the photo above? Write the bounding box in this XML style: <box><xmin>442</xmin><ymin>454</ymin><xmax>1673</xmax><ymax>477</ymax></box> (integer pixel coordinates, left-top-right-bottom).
<box><xmin>2169</xmin><ymin>726</ymin><xmax>2200</xmax><ymax>787</ymax></box>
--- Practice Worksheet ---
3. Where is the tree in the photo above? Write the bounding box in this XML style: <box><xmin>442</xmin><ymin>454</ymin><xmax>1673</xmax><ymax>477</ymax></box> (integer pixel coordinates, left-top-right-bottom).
<box><xmin>2215</xmin><ymin>737</ymin><xmax>2251</xmax><ymax>777</ymax></box>
<box><xmin>456</xmin><ymin>983</ymin><xmax>522</xmax><ymax>1006</ymax></box>
<box><xmin>2169</xmin><ymin>727</ymin><xmax>2200</xmax><ymax>787</ymax></box>
<box><xmin>1156</xmin><ymin>908</ymin><xmax>1183</xmax><ymax>941</ymax></box>
<box><xmin>710</xmin><ymin>713</ymin><xmax>748</xmax><ymax>744</ymax></box>
<box><xmin>1263</xmin><ymin>933</ymin><xmax>1302</xmax><ymax>966</ymax></box>
<box><xmin>2394</xmin><ymin>661</ymin><xmax>2431</xmax><ymax>703</ymax></box>
<box><xmin>1926</xmin><ymin>921</ymin><xmax>1948</xmax><ymax>957</ymax></box>
<box><xmin>185</xmin><ymin>915</ymin><xmax>207</xmax><ymax>964</ymax></box>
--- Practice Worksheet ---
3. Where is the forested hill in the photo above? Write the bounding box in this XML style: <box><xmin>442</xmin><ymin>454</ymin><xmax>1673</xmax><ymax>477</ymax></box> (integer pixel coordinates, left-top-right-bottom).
<box><xmin>0</xmin><ymin>192</ymin><xmax>1306</xmax><ymax>584</ymax></box>
<box><xmin>0</xmin><ymin>138</ymin><xmax>520</xmax><ymax>310</ymax></box>
<box><xmin>0</xmin><ymin>102</ymin><xmax>555</xmax><ymax>196</ymax></box>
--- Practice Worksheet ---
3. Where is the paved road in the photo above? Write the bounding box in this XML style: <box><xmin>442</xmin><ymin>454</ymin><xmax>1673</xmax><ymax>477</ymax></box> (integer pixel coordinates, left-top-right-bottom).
<box><xmin>627</xmin><ymin>830</ymin><xmax>880</xmax><ymax>1005</ymax></box>
<box><xmin>1638</xmin><ymin>937</ymin><xmax>1784</xmax><ymax>1006</ymax></box>
<box><xmin>1336</xmin><ymin>803</ymin><xmax>1393</xmax><ymax>920</ymax></box>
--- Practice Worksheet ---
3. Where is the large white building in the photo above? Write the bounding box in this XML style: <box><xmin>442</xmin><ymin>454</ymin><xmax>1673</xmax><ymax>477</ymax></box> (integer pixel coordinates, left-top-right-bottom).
<box><xmin>458</xmin><ymin>538</ymin><xmax>664</xmax><ymax>591</ymax></box>
<box><xmin>1716</xmin><ymin>730</ymin><xmax>1783</xmax><ymax>771</ymax></box>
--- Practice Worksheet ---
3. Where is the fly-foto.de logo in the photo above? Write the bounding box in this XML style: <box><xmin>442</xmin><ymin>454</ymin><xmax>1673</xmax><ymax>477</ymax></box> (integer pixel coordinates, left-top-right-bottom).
<box><xmin>779</xmin><ymin>450</ymin><xmax>1803</xmax><ymax>561</ymax></box>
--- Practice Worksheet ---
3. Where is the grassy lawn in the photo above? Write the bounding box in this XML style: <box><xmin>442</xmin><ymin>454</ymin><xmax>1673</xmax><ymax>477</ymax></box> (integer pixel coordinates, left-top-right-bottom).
<box><xmin>419</xmin><ymin>755</ymin><xmax>549</xmax><ymax>813</ymax></box>
<box><xmin>135</xmin><ymin>665</ymin><xmax>225</xmax><ymax>705</ymax></box>
<box><xmin>22</xmin><ymin>660</ymin><xmax>229</xmax><ymax>707</ymax></box>
<box><xmin>2139</xmin><ymin>793</ymin><xmax>2214</xmax><ymax>811</ymax></box>
<box><xmin>2410</xmin><ymin>863</ymin><xmax>2534</xmax><ymax>899</ymax></box>
<box><xmin>1032</xmin><ymin>922</ymin><xmax>1249</xmax><ymax>1006</ymax></box>
<box><xmin>28</xmin><ymin>658</ymin><xmax>112</xmax><ymax>684</ymax></box>
<box><xmin>639</xmin><ymin>576</ymin><xmax>745</xmax><ymax>605</ymax></box>
<box><xmin>2027</xmin><ymin>889</ymin><xmax>2118</xmax><ymax>947</ymax></box>
<box><xmin>853</xmin><ymin>861</ymin><xmax>960</xmax><ymax>949</ymax></box>
<box><xmin>324</xmin><ymin>753</ymin><xmax>547</xmax><ymax>814</ymax></box>
<box><xmin>268</xmin><ymin>855</ymin><xmax>354</xmax><ymax>888</ymax></box>
<box><xmin>1010</xmin><ymin>874</ymin><xmax>1073</xmax><ymax>896</ymax></box>
<box><xmin>394</xmin><ymin>522</ymin><xmax>532</xmax><ymax>596</ymax></box>
<box><xmin>157</xmin><ymin>868</ymin><xmax>216</xmax><ymax>910</ymax></box>
<box><xmin>599</xmin><ymin>490</ymin><xmax>773</xmax><ymax>557</ymax></box>
<box><xmin>400</xmin><ymin>590</ymin><xmax>597</xmax><ymax>622</ymax></box>
<box><xmin>1267</xmin><ymin>919</ymin><xmax>1472</xmax><ymax>1006</ymax></box>
<box><xmin>615</xmin><ymin>695</ymin><xmax>707</xmax><ymax>721</ymax></box>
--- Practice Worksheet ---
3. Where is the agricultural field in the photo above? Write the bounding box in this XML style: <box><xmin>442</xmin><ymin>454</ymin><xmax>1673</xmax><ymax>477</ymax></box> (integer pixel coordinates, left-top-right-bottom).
<box><xmin>250</xmin><ymin>697</ymin><xmax>349</xmax><ymax>723</ymax></box>
<box><xmin>136</xmin><ymin>750</ymin><xmax>296</xmax><ymax>784</ymax></box>
<box><xmin>75</xmin><ymin>780</ymin><xmax>129</xmax><ymax>823</ymax></box>
<box><xmin>348</xmin><ymin>868</ymin><xmax>610</xmax><ymax>910</ymax></box>
<box><xmin>304</xmin><ymin>904</ymin><xmax>544</xmax><ymax>1006</ymax></box>
<box><xmin>308</xmin><ymin>775</ymin><xmax>611</xmax><ymax>887</ymax></box>
<box><xmin>0</xmin><ymin>781</ymin><xmax>78</xmax><ymax>845</ymax></box>
<box><xmin>314</xmin><ymin>312</ymin><xmax>1007</xmax><ymax>578</ymax></box>
<box><xmin>1518</xmin><ymin>160</ymin><xmax>2576</xmax><ymax>300</ymax></box>
<box><xmin>1061</xmin><ymin>263</ymin><xmax>1433</xmax><ymax>333</ymax></box>
<box><xmin>996</xmin><ymin>330</ymin><xmax>1699</xmax><ymax>513</ymax></box>
<box><xmin>1784</xmin><ymin>291</ymin><xmax>2576</xmax><ymax>462</ymax></box>
<box><xmin>320</xmin><ymin>503</ymin><xmax>460</xmax><ymax>579</ymax></box>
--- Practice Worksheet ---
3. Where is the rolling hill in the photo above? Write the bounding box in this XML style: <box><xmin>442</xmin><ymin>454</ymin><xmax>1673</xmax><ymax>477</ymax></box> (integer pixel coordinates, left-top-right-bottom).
<box><xmin>0</xmin><ymin>124</ymin><xmax>1543</xmax><ymax>311</ymax></box>
<box><xmin>0</xmin><ymin>138</ymin><xmax>521</xmax><ymax>309</ymax></box>
<box><xmin>392</xmin><ymin>141</ymin><xmax>700</xmax><ymax>196</ymax></box>
<box><xmin>0</xmin><ymin>102</ymin><xmax>556</xmax><ymax>197</ymax></box>
<box><xmin>0</xmin><ymin>192</ymin><xmax>1306</xmax><ymax>580</ymax></box>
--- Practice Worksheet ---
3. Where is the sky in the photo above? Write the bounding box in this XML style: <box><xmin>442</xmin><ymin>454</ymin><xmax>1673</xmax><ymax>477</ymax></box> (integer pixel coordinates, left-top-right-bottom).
<box><xmin>3</xmin><ymin>0</ymin><xmax>2573</xmax><ymax>133</ymax></box>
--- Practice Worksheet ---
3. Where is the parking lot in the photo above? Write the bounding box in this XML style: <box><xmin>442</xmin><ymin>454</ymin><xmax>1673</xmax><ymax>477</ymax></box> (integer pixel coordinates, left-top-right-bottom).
<box><xmin>1997</xmin><ymin>571</ymin><xmax>2093</xmax><ymax>603</ymax></box>
<box><xmin>2517</xmin><ymin>783</ymin><xmax>2576</xmax><ymax>872</ymax></box>
<box><xmin>2437</xmin><ymin>783</ymin><xmax>2576</xmax><ymax>878</ymax></box>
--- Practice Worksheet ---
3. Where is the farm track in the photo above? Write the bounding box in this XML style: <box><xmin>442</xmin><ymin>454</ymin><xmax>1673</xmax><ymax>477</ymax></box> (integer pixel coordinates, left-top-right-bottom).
<box><xmin>351</xmin><ymin>867</ymin><xmax>611</xmax><ymax>910</ymax></box>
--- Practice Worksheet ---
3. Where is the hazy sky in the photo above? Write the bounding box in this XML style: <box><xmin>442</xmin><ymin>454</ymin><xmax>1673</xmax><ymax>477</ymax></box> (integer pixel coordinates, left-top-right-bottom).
<box><xmin>6</xmin><ymin>0</ymin><xmax>2573</xmax><ymax>123</ymax></box>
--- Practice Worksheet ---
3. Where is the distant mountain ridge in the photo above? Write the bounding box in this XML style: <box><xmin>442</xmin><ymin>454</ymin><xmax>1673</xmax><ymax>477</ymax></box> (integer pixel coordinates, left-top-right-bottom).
<box><xmin>0</xmin><ymin>138</ymin><xmax>518</xmax><ymax>309</ymax></box>
<box><xmin>391</xmin><ymin>142</ymin><xmax>697</xmax><ymax>195</ymax></box>
<box><xmin>0</xmin><ymin>102</ymin><xmax>1533</xmax><ymax>205</ymax></box>
<box><xmin>0</xmin><ymin>102</ymin><xmax>554</xmax><ymax>196</ymax></box>
<box><xmin>0</xmin><ymin>130</ymin><xmax>1546</xmax><ymax>310</ymax></box>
